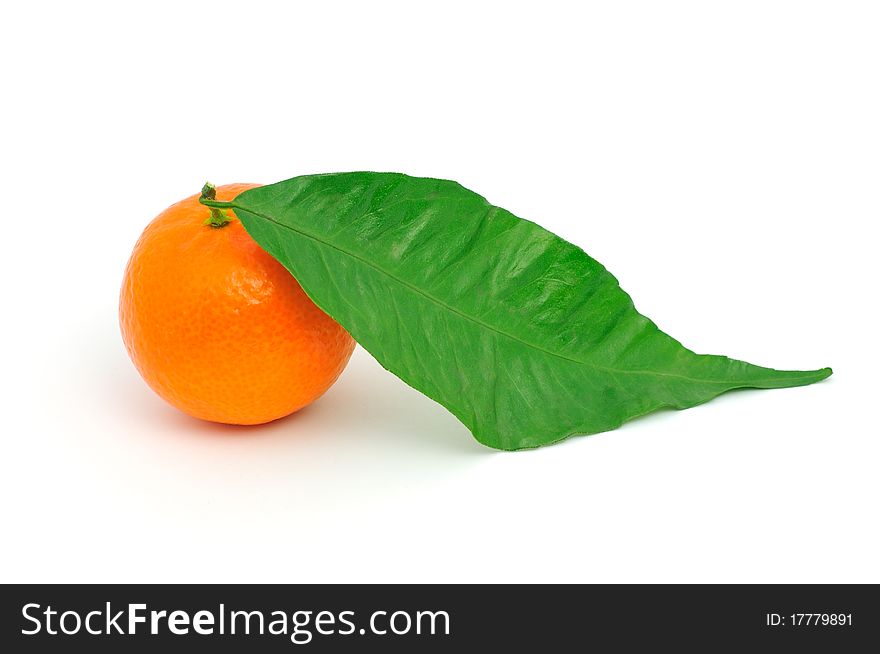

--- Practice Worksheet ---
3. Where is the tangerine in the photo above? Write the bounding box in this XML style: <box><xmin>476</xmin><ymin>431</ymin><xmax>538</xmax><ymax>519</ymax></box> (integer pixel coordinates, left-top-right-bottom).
<box><xmin>119</xmin><ymin>183</ymin><xmax>355</xmax><ymax>425</ymax></box>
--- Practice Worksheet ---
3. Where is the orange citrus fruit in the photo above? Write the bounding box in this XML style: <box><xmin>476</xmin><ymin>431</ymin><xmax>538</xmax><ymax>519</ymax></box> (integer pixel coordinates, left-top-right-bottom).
<box><xmin>119</xmin><ymin>183</ymin><xmax>355</xmax><ymax>425</ymax></box>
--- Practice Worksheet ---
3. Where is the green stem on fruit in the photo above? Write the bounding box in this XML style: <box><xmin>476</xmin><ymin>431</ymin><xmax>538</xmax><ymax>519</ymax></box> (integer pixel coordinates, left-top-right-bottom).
<box><xmin>199</xmin><ymin>182</ymin><xmax>236</xmax><ymax>228</ymax></box>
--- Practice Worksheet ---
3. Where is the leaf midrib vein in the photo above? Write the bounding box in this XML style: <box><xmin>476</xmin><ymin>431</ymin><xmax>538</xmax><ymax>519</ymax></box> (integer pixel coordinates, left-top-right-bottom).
<box><xmin>236</xmin><ymin>203</ymin><xmax>818</xmax><ymax>387</ymax></box>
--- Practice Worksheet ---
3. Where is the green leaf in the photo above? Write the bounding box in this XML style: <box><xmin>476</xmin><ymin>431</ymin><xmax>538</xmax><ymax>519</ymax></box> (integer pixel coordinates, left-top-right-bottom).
<box><xmin>227</xmin><ymin>173</ymin><xmax>831</xmax><ymax>450</ymax></box>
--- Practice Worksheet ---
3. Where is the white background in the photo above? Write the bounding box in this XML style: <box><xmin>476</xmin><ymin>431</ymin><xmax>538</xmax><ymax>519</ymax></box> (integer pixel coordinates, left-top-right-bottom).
<box><xmin>1</xmin><ymin>1</ymin><xmax>877</xmax><ymax>583</ymax></box>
